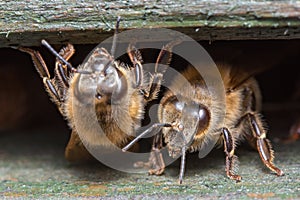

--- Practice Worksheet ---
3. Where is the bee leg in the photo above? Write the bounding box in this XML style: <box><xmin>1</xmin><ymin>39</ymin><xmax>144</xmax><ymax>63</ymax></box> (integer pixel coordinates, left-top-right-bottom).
<box><xmin>148</xmin><ymin>131</ymin><xmax>165</xmax><ymax>175</ymax></box>
<box><xmin>18</xmin><ymin>47</ymin><xmax>51</xmax><ymax>80</ymax></box>
<box><xmin>42</xmin><ymin>78</ymin><xmax>63</xmax><ymax>102</ymax></box>
<box><xmin>154</xmin><ymin>38</ymin><xmax>183</xmax><ymax>74</ymax></box>
<box><xmin>134</xmin><ymin>132</ymin><xmax>165</xmax><ymax>175</ymax></box>
<box><xmin>57</xmin><ymin>43</ymin><xmax>75</xmax><ymax>62</ymax></box>
<box><xmin>127</xmin><ymin>43</ymin><xmax>144</xmax><ymax>88</ymax></box>
<box><xmin>122</xmin><ymin>123</ymin><xmax>171</xmax><ymax>175</ymax></box>
<box><xmin>18</xmin><ymin>47</ymin><xmax>64</xmax><ymax>103</ymax></box>
<box><xmin>246</xmin><ymin>113</ymin><xmax>284</xmax><ymax>176</ymax></box>
<box><xmin>52</xmin><ymin>44</ymin><xmax>76</xmax><ymax>98</ymax></box>
<box><xmin>221</xmin><ymin>128</ymin><xmax>242</xmax><ymax>182</ymax></box>
<box><xmin>144</xmin><ymin>39</ymin><xmax>183</xmax><ymax>101</ymax></box>
<box><xmin>55</xmin><ymin>63</ymin><xmax>69</xmax><ymax>88</ymax></box>
<box><xmin>54</xmin><ymin>43</ymin><xmax>75</xmax><ymax>88</ymax></box>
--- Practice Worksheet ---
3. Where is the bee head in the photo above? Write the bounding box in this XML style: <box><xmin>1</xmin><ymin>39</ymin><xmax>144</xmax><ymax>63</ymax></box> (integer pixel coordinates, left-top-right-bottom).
<box><xmin>160</xmin><ymin>95</ymin><xmax>210</xmax><ymax>156</ymax></box>
<box><xmin>74</xmin><ymin>48</ymin><xmax>127</xmax><ymax>104</ymax></box>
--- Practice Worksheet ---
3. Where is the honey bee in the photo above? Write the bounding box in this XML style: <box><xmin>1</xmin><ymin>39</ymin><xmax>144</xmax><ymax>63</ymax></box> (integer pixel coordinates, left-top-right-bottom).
<box><xmin>18</xmin><ymin>17</ymin><xmax>181</xmax><ymax>163</ymax></box>
<box><xmin>123</xmin><ymin>63</ymin><xmax>284</xmax><ymax>183</ymax></box>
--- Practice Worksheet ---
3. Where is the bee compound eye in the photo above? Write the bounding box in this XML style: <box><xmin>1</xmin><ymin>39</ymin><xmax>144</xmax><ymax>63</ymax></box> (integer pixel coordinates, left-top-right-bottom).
<box><xmin>198</xmin><ymin>107</ymin><xmax>210</xmax><ymax>129</ymax></box>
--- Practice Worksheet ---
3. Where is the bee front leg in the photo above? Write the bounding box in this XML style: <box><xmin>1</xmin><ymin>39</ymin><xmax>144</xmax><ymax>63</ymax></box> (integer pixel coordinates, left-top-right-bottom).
<box><xmin>127</xmin><ymin>43</ymin><xmax>144</xmax><ymax>88</ymax></box>
<box><xmin>246</xmin><ymin>113</ymin><xmax>284</xmax><ymax>176</ymax></box>
<box><xmin>221</xmin><ymin>128</ymin><xmax>242</xmax><ymax>182</ymax></box>
<box><xmin>144</xmin><ymin>39</ymin><xmax>182</xmax><ymax>101</ymax></box>
<box><xmin>54</xmin><ymin>43</ymin><xmax>75</xmax><ymax>88</ymax></box>
<box><xmin>18</xmin><ymin>47</ymin><xmax>64</xmax><ymax>104</ymax></box>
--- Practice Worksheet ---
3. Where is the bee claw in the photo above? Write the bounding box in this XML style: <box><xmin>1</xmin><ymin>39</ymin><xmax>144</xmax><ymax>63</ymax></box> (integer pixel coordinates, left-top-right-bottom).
<box><xmin>276</xmin><ymin>169</ymin><xmax>284</xmax><ymax>176</ymax></box>
<box><xmin>148</xmin><ymin>169</ymin><xmax>164</xmax><ymax>176</ymax></box>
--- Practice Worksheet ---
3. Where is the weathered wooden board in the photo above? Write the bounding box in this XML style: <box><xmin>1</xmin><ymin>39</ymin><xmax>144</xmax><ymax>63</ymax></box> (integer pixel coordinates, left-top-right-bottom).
<box><xmin>1</xmin><ymin>0</ymin><xmax>300</xmax><ymax>47</ymax></box>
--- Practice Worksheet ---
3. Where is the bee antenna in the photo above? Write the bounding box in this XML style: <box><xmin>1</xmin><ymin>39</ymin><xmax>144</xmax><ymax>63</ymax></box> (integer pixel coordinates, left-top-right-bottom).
<box><xmin>122</xmin><ymin>123</ymin><xmax>172</xmax><ymax>152</ymax></box>
<box><xmin>41</xmin><ymin>40</ymin><xmax>76</xmax><ymax>73</ymax></box>
<box><xmin>179</xmin><ymin>145</ymin><xmax>187</xmax><ymax>184</ymax></box>
<box><xmin>110</xmin><ymin>16</ymin><xmax>121</xmax><ymax>57</ymax></box>
<box><xmin>77</xmin><ymin>69</ymin><xmax>93</xmax><ymax>75</ymax></box>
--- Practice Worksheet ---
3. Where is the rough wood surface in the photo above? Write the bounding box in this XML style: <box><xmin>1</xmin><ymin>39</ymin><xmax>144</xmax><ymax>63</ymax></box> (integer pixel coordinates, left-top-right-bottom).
<box><xmin>1</xmin><ymin>0</ymin><xmax>300</xmax><ymax>47</ymax></box>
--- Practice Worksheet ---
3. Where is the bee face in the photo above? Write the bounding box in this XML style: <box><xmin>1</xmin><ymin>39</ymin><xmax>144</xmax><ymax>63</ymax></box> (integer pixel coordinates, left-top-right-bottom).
<box><xmin>159</xmin><ymin>93</ymin><xmax>210</xmax><ymax>158</ymax></box>
<box><xmin>74</xmin><ymin>47</ymin><xmax>128</xmax><ymax>105</ymax></box>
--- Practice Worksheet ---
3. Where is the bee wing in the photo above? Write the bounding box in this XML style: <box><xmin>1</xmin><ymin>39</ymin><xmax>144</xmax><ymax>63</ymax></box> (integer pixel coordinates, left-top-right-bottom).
<box><xmin>229</xmin><ymin>65</ymin><xmax>262</xmax><ymax>91</ymax></box>
<box><xmin>216</xmin><ymin>41</ymin><xmax>298</xmax><ymax>92</ymax></box>
<box><xmin>218</xmin><ymin>63</ymin><xmax>270</xmax><ymax>92</ymax></box>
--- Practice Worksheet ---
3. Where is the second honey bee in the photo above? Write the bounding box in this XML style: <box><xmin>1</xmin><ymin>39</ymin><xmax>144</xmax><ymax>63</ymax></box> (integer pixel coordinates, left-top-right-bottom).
<box><xmin>123</xmin><ymin>63</ymin><xmax>284</xmax><ymax>183</ymax></box>
<box><xmin>19</xmin><ymin>18</ymin><xmax>180</xmax><ymax>163</ymax></box>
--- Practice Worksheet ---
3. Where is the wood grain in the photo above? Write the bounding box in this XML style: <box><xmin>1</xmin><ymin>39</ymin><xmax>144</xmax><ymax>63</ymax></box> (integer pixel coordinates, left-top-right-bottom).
<box><xmin>1</xmin><ymin>1</ymin><xmax>300</xmax><ymax>47</ymax></box>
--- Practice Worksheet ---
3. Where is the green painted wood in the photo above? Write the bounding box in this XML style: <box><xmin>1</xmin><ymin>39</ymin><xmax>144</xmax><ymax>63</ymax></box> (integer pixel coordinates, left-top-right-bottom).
<box><xmin>1</xmin><ymin>0</ymin><xmax>300</xmax><ymax>47</ymax></box>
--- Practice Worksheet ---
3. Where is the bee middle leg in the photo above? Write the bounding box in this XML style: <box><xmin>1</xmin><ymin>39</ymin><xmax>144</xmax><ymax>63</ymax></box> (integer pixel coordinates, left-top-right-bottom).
<box><xmin>54</xmin><ymin>43</ymin><xmax>75</xmax><ymax>88</ymax></box>
<box><xmin>122</xmin><ymin>123</ymin><xmax>171</xmax><ymax>175</ymax></box>
<box><xmin>132</xmin><ymin>131</ymin><xmax>165</xmax><ymax>175</ymax></box>
<box><xmin>148</xmin><ymin>132</ymin><xmax>165</xmax><ymax>175</ymax></box>
<box><xmin>221</xmin><ymin>127</ymin><xmax>242</xmax><ymax>182</ymax></box>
